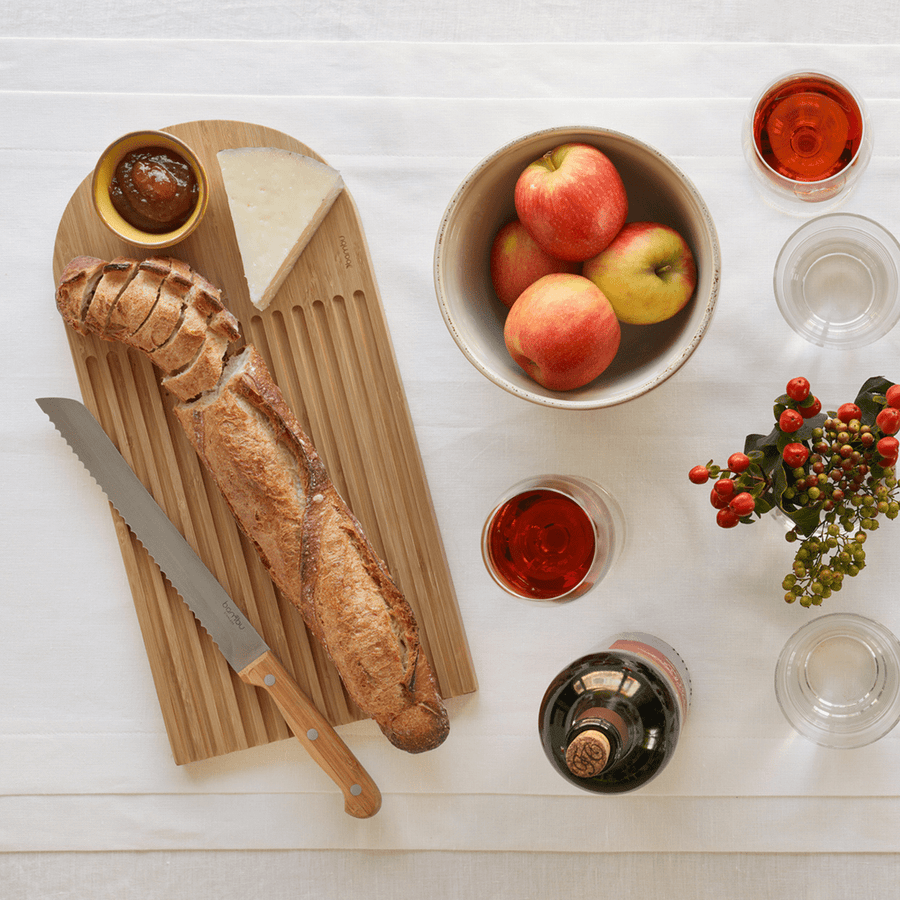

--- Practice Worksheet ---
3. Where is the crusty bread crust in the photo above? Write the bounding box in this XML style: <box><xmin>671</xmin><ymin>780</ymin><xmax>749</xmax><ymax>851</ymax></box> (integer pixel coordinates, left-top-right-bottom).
<box><xmin>175</xmin><ymin>347</ymin><xmax>450</xmax><ymax>752</ymax></box>
<box><xmin>56</xmin><ymin>256</ymin><xmax>449</xmax><ymax>753</ymax></box>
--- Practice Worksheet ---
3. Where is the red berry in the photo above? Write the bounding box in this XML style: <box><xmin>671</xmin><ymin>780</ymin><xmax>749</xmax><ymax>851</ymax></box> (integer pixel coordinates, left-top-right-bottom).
<box><xmin>713</xmin><ymin>478</ymin><xmax>736</xmax><ymax>499</ymax></box>
<box><xmin>716</xmin><ymin>507</ymin><xmax>740</xmax><ymax>528</ymax></box>
<box><xmin>710</xmin><ymin>487</ymin><xmax>728</xmax><ymax>509</ymax></box>
<box><xmin>877</xmin><ymin>407</ymin><xmax>900</xmax><ymax>435</ymax></box>
<box><xmin>779</xmin><ymin>409</ymin><xmax>804</xmax><ymax>433</ymax></box>
<box><xmin>729</xmin><ymin>492</ymin><xmax>756</xmax><ymax>516</ymax></box>
<box><xmin>887</xmin><ymin>384</ymin><xmax>900</xmax><ymax>409</ymax></box>
<box><xmin>782</xmin><ymin>442</ymin><xmax>810</xmax><ymax>468</ymax></box>
<box><xmin>727</xmin><ymin>452</ymin><xmax>751</xmax><ymax>474</ymax></box>
<box><xmin>838</xmin><ymin>402</ymin><xmax>862</xmax><ymax>424</ymax></box>
<box><xmin>786</xmin><ymin>377</ymin><xmax>811</xmax><ymax>402</ymax></box>
<box><xmin>799</xmin><ymin>395</ymin><xmax>822</xmax><ymax>418</ymax></box>
<box><xmin>689</xmin><ymin>465</ymin><xmax>710</xmax><ymax>484</ymax></box>
<box><xmin>877</xmin><ymin>436</ymin><xmax>899</xmax><ymax>460</ymax></box>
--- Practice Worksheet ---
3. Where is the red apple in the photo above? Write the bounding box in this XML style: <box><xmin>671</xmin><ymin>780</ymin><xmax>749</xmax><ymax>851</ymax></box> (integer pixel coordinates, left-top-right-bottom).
<box><xmin>514</xmin><ymin>143</ymin><xmax>628</xmax><ymax>262</ymax></box>
<box><xmin>490</xmin><ymin>219</ymin><xmax>579</xmax><ymax>308</ymax></box>
<box><xmin>582</xmin><ymin>222</ymin><xmax>697</xmax><ymax>325</ymax></box>
<box><xmin>503</xmin><ymin>273</ymin><xmax>621</xmax><ymax>391</ymax></box>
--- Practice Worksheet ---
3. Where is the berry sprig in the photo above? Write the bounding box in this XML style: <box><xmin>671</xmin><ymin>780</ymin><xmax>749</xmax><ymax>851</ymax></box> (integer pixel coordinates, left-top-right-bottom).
<box><xmin>689</xmin><ymin>376</ymin><xmax>900</xmax><ymax>607</ymax></box>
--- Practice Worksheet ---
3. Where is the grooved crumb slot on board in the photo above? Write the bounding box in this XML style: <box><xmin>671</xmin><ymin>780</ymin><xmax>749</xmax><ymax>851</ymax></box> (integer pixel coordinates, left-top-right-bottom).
<box><xmin>52</xmin><ymin>119</ymin><xmax>477</xmax><ymax>765</ymax></box>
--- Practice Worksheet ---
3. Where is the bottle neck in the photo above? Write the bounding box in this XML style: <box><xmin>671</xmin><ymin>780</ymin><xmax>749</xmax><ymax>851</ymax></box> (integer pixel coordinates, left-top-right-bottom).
<box><xmin>572</xmin><ymin>703</ymin><xmax>630</xmax><ymax>746</ymax></box>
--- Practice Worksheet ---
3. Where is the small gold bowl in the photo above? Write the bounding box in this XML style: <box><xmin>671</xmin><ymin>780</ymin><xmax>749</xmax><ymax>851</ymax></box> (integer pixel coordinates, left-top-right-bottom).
<box><xmin>91</xmin><ymin>130</ymin><xmax>209</xmax><ymax>249</ymax></box>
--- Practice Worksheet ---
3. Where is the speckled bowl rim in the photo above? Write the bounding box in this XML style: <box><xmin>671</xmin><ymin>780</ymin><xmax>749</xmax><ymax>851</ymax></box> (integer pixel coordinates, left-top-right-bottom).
<box><xmin>91</xmin><ymin>129</ymin><xmax>209</xmax><ymax>249</ymax></box>
<box><xmin>433</xmin><ymin>125</ymin><xmax>721</xmax><ymax>410</ymax></box>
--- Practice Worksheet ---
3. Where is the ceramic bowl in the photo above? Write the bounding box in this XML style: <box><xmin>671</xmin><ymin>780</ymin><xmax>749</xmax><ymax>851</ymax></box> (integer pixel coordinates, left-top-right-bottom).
<box><xmin>433</xmin><ymin>126</ymin><xmax>721</xmax><ymax>409</ymax></box>
<box><xmin>91</xmin><ymin>130</ymin><xmax>209</xmax><ymax>249</ymax></box>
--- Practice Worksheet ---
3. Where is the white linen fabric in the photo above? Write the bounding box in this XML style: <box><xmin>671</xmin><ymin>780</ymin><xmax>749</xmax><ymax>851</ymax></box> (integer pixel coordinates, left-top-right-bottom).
<box><xmin>6</xmin><ymin>1</ymin><xmax>900</xmax><ymax>890</ymax></box>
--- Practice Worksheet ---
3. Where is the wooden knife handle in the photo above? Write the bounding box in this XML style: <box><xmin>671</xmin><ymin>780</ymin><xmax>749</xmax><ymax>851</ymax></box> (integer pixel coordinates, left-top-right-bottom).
<box><xmin>239</xmin><ymin>650</ymin><xmax>382</xmax><ymax>818</ymax></box>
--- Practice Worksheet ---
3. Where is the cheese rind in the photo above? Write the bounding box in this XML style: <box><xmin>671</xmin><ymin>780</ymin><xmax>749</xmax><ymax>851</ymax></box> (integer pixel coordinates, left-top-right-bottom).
<box><xmin>217</xmin><ymin>147</ymin><xmax>344</xmax><ymax>310</ymax></box>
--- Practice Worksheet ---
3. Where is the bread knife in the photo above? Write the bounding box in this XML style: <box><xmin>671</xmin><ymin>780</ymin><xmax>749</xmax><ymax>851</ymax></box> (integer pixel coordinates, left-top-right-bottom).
<box><xmin>36</xmin><ymin>396</ymin><xmax>382</xmax><ymax>818</ymax></box>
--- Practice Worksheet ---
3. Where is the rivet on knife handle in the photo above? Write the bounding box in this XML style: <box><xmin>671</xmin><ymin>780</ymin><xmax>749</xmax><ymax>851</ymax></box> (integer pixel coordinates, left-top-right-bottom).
<box><xmin>37</xmin><ymin>396</ymin><xmax>381</xmax><ymax>818</ymax></box>
<box><xmin>240</xmin><ymin>651</ymin><xmax>382</xmax><ymax>818</ymax></box>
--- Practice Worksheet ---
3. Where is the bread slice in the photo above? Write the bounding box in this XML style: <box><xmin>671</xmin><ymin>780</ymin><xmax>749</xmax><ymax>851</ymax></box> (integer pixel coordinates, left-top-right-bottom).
<box><xmin>84</xmin><ymin>257</ymin><xmax>140</xmax><ymax>337</ymax></box>
<box><xmin>131</xmin><ymin>258</ymin><xmax>194</xmax><ymax>351</ymax></box>
<box><xmin>217</xmin><ymin>147</ymin><xmax>344</xmax><ymax>310</ymax></box>
<box><xmin>174</xmin><ymin>346</ymin><xmax>449</xmax><ymax>752</ymax></box>
<box><xmin>161</xmin><ymin>327</ymin><xmax>232</xmax><ymax>402</ymax></box>
<box><xmin>150</xmin><ymin>300</ymin><xmax>210</xmax><ymax>375</ymax></box>
<box><xmin>107</xmin><ymin>257</ymin><xmax>170</xmax><ymax>340</ymax></box>
<box><xmin>56</xmin><ymin>256</ymin><xmax>105</xmax><ymax>335</ymax></box>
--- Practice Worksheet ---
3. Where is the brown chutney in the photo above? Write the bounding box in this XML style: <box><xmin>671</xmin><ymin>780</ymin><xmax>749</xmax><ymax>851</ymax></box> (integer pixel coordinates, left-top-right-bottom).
<box><xmin>109</xmin><ymin>146</ymin><xmax>199</xmax><ymax>233</ymax></box>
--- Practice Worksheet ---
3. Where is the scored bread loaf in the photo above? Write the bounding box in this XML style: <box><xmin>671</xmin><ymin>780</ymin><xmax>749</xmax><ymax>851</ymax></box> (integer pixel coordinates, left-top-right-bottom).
<box><xmin>175</xmin><ymin>346</ymin><xmax>450</xmax><ymax>752</ymax></box>
<box><xmin>56</xmin><ymin>255</ymin><xmax>241</xmax><ymax>401</ymax></box>
<box><xmin>56</xmin><ymin>255</ymin><xmax>449</xmax><ymax>753</ymax></box>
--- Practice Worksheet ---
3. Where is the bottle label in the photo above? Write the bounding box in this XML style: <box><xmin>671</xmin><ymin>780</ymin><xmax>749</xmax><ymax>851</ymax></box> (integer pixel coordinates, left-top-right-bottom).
<box><xmin>607</xmin><ymin>632</ymin><xmax>691</xmax><ymax>724</ymax></box>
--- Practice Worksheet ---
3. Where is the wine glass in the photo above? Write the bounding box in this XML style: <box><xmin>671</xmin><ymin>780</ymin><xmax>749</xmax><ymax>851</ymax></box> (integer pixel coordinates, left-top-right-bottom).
<box><xmin>742</xmin><ymin>70</ymin><xmax>872</xmax><ymax>215</ymax></box>
<box><xmin>481</xmin><ymin>474</ymin><xmax>624</xmax><ymax>604</ymax></box>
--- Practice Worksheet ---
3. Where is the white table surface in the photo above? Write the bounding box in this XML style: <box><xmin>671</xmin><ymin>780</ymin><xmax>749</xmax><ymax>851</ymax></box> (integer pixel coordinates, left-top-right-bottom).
<box><xmin>7</xmin><ymin>1</ymin><xmax>900</xmax><ymax>896</ymax></box>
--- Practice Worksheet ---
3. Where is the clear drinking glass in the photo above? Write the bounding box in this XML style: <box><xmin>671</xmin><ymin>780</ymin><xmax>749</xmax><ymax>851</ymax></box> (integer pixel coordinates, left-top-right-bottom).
<box><xmin>775</xmin><ymin>613</ymin><xmax>900</xmax><ymax>748</ymax></box>
<box><xmin>481</xmin><ymin>474</ymin><xmax>624</xmax><ymax>604</ymax></box>
<box><xmin>742</xmin><ymin>70</ymin><xmax>872</xmax><ymax>215</ymax></box>
<box><xmin>773</xmin><ymin>213</ymin><xmax>900</xmax><ymax>349</ymax></box>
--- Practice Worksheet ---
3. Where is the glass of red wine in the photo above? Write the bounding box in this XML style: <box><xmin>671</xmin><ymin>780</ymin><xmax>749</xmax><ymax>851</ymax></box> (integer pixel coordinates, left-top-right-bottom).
<box><xmin>481</xmin><ymin>474</ymin><xmax>624</xmax><ymax>603</ymax></box>
<box><xmin>742</xmin><ymin>70</ymin><xmax>872</xmax><ymax>215</ymax></box>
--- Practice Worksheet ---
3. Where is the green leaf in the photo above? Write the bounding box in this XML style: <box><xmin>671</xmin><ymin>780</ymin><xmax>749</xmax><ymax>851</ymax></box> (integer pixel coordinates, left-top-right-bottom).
<box><xmin>783</xmin><ymin>504</ymin><xmax>822</xmax><ymax>536</ymax></box>
<box><xmin>744</xmin><ymin>428</ymin><xmax>782</xmax><ymax>475</ymax></box>
<box><xmin>855</xmin><ymin>376</ymin><xmax>895</xmax><ymax>425</ymax></box>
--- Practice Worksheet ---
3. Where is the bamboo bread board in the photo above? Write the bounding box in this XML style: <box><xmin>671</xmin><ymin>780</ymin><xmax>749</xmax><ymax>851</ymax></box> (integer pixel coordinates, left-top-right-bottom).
<box><xmin>52</xmin><ymin>119</ymin><xmax>477</xmax><ymax>765</ymax></box>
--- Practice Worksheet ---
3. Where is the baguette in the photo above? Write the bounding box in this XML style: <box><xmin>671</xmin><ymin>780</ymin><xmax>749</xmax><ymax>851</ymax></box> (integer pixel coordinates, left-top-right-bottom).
<box><xmin>55</xmin><ymin>255</ymin><xmax>449</xmax><ymax>753</ymax></box>
<box><xmin>175</xmin><ymin>346</ymin><xmax>450</xmax><ymax>752</ymax></box>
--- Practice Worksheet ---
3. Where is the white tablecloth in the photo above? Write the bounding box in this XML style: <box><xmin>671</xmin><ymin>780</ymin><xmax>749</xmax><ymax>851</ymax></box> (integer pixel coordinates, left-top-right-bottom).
<box><xmin>7</xmin><ymin>1</ymin><xmax>900</xmax><ymax>896</ymax></box>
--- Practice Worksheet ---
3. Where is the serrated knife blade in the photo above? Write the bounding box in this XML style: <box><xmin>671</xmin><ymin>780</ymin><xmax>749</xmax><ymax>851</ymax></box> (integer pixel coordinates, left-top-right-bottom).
<box><xmin>37</xmin><ymin>396</ymin><xmax>381</xmax><ymax>818</ymax></box>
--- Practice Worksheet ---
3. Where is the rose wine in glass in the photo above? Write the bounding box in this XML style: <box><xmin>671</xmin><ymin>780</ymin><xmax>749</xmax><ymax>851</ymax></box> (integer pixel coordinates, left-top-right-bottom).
<box><xmin>742</xmin><ymin>70</ymin><xmax>871</xmax><ymax>213</ymax></box>
<box><xmin>482</xmin><ymin>475</ymin><xmax>623</xmax><ymax>603</ymax></box>
<box><xmin>487</xmin><ymin>488</ymin><xmax>596</xmax><ymax>599</ymax></box>
<box><xmin>752</xmin><ymin>75</ymin><xmax>864</xmax><ymax>182</ymax></box>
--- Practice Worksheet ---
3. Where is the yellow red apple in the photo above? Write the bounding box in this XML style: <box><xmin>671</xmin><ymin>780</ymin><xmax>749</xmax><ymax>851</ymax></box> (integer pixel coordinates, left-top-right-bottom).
<box><xmin>503</xmin><ymin>273</ymin><xmax>621</xmax><ymax>391</ymax></box>
<box><xmin>490</xmin><ymin>219</ymin><xmax>579</xmax><ymax>308</ymax></box>
<box><xmin>514</xmin><ymin>143</ymin><xmax>628</xmax><ymax>262</ymax></box>
<box><xmin>582</xmin><ymin>222</ymin><xmax>697</xmax><ymax>325</ymax></box>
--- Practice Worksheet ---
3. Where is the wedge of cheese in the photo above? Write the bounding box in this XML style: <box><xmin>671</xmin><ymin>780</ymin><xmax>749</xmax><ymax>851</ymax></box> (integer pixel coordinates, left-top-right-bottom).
<box><xmin>217</xmin><ymin>147</ymin><xmax>344</xmax><ymax>310</ymax></box>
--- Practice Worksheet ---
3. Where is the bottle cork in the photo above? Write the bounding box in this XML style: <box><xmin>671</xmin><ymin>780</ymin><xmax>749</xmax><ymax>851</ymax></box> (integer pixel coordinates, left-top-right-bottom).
<box><xmin>565</xmin><ymin>729</ymin><xmax>611</xmax><ymax>778</ymax></box>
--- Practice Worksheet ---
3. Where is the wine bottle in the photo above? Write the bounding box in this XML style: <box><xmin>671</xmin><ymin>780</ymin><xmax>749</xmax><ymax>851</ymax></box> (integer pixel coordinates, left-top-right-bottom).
<box><xmin>538</xmin><ymin>633</ymin><xmax>691</xmax><ymax>794</ymax></box>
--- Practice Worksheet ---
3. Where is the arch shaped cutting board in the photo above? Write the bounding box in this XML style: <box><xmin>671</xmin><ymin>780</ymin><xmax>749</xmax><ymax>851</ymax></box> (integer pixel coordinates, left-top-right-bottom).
<box><xmin>53</xmin><ymin>120</ymin><xmax>476</xmax><ymax>765</ymax></box>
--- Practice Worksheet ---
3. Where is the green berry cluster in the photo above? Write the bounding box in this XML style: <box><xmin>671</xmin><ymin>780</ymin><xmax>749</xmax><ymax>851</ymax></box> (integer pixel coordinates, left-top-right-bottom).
<box><xmin>689</xmin><ymin>376</ymin><xmax>900</xmax><ymax>607</ymax></box>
